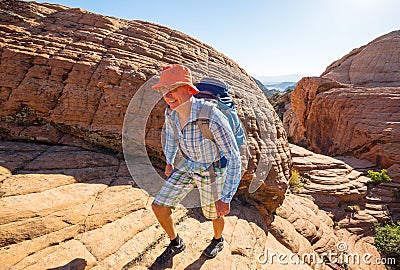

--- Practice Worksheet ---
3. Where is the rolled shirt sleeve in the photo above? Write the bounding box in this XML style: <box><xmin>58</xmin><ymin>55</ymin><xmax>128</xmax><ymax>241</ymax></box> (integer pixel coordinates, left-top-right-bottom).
<box><xmin>163</xmin><ymin>110</ymin><xmax>179</xmax><ymax>165</ymax></box>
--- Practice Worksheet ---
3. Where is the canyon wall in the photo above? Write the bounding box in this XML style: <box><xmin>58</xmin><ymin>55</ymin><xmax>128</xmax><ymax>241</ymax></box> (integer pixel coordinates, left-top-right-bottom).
<box><xmin>284</xmin><ymin>30</ymin><xmax>400</xmax><ymax>170</ymax></box>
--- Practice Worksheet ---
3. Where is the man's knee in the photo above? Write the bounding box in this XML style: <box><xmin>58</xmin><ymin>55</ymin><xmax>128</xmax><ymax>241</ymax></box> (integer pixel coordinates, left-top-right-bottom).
<box><xmin>152</xmin><ymin>203</ymin><xmax>172</xmax><ymax>216</ymax></box>
<box><xmin>151</xmin><ymin>202</ymin><xmax>162</xmax><ymax>213</ymax></box>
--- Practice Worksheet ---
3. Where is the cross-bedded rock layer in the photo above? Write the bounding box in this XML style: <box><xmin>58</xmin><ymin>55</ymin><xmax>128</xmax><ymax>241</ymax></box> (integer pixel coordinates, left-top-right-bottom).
<box><xmin>322</xmin><ymin>30</ymin><xmax>400</xmax><ymax>87</ymax></box>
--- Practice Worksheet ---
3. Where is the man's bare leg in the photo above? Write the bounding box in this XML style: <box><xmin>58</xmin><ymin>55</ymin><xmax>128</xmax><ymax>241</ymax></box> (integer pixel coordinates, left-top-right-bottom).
<box><xmin>152</xmin><ymin>203</ymin><xmax>186</xmax><ymax>264</ymax></box>
<box><xmin>212</xmin><ymin>216</ymin><xmax>225</xmax><ymax>239</ymax></box>
<box><xmin>152</xmin><ymin>204</ymin><xmax>177</xmax><ymax>240</ymax></box>
<box><xmin>203</xmin><ymin>216</ymin><xmax>225</xmax><ymax>258</ymax></box>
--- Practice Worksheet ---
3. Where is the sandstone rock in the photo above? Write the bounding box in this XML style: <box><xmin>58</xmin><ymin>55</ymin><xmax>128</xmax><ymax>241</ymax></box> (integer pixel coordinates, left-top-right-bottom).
<box><xmin>273</xmin><ymin>193</ymin><xmax>389</xmax><ymax>270</ymax></box>
<box><xmin>334</xmin><ymin>229</ymin><xmax>386</xmax><ymax>270</ymax></box>
<box><xmin>334</xmin><ymin>156</ymin><xmax>376</xmax><ymax>172</ymax></box>
<box><xmin>1</xmin><ymin>139</ymin><xmax>392</xmax><ymax>270</ymax></box>
<box><xmin>322</xmin><ymin>30</ymin><xmax>400</xmax><ymax>87</ymax></box>
<box><xmin>287</xmin><ymin>144</ymin><xmax>397</xmax><ymax>270</ymax></box>
<box><xmin>0</xmin><ymin>0</ymin><xmax>290</xmax><ymax>213</ymax></box>
<box><xmin>286</xmin><ymin>76</ymin><xmax>400</xmax><ymax>169</ymax></box>
<box><xmin>0</xmin><ymin>182</ymin><xmax>107</xmax><ymax>246</ymax></box>
<box><xmin>11</xmin><ymin>240</ymin><xmax>99</xmax><ymax>270</ymax></box>
<box><xmin>0</xmin><ymin>173</ymin><xmax>76</xmax><ymax>197</ymax></box>
<box><xmin>0</xmin><ymin>140</ymin><xmax>301</xmax><ymax>270</ymax></box>
<box><xmin>387</xmin><ymin>164</ymin><xmax>400</xmax><ymax>183</ymax></box>
<box><xmin>0</xmin><ymin>165</ymin><xmax>11</xmax><ymax>182</ymax></box>
<box><xmin>289</xmin><ymin>144</ymin><xmax>399</xmax><ymax>225</ymax></box>
<box><xmin>283</xmin><ymin>31</ymin><xmax>400</xmax><ymax>171</ymax></box>
<box><xmin>273</xmin><ymin>194</ymin><xmax>339</xmax><ymax>254</ymax></box>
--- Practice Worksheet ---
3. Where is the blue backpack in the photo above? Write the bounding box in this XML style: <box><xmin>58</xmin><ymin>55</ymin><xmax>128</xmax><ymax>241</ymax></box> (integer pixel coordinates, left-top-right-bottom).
<box><xmin>194</xmin><ymin>77</ymin><xmax>248</xmax><ymax>167</ymax></box>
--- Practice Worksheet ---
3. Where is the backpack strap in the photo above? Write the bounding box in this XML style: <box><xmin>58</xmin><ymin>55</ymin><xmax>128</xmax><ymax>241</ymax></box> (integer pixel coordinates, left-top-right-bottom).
<box><xmin>197</xmin><ymin>101</ymin><xmax>215</xmax><ymax>141</ymax></box>
<box><xmin>197</xmin><ymin>101</ymin><xmax>221</xmax><ymax>167</ymax></box>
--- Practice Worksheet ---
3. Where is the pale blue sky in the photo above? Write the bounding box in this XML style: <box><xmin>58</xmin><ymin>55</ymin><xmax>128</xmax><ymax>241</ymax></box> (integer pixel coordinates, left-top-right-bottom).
<box><xmin>31</xmin><ymin>0</ymin><xmax>399</xmax><ymax>77</ymax></box>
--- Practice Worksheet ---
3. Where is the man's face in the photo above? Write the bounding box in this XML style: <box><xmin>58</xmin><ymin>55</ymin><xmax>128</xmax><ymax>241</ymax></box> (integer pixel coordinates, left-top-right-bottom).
<box><xmin>161</xmin><ymin>85</ymin><xmax>192</xmax><ymax>110</ymax></box>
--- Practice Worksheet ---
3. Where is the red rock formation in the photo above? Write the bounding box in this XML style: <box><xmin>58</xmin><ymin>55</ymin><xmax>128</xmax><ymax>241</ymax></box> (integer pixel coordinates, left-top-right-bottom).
<box><xmin>322</xmin><ymin>30</ymin><xmax>400</xmax><ymax>87</ymax></box>
<box><xmin>284</xmin><ymin>30</ymin><xmax>400</xmax><ymax>169</ymax></box>
<box><xmin>287</xmin><ymin>76</ymin><xmax>400</xmax><ymax>169</ymax></box>
<box><xmin>286</xmin><ymin>144</ymin><xmax>398</xmax><ymax>270</ymax></box>
<box><xmin>290</xmin><ymin>144</ymin><xmax>399</xmax><ymax>223</ymax></box>
<box><xmin>0</xmin><ymin>0</ymin><xmax>291</xmax><ymax>213</ymax></box>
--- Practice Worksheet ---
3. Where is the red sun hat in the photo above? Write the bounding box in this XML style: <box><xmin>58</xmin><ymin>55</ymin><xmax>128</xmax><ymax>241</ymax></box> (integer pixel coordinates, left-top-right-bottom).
<box><xmin>152</xmin><ymin>64</ymin><xmax>199</xmax><ymax>95</ymax></box>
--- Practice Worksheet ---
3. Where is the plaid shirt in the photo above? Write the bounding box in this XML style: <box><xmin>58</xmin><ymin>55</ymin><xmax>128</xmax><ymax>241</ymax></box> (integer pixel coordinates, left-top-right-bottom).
<box><xmin>164</xmin><ymin>97</ymin><xmax>241</xmax><ymax>203</ymax></box>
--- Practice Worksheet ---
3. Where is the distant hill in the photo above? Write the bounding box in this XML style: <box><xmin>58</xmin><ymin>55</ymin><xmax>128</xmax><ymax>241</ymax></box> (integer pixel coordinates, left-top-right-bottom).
<box><xmin>254</xmin><ymin>74</ymin><xmax>307</xmax><ymax>93</ymax></box>
<box><xmin>264</xmin><ymin>81</ymin><xmax>296</xmax><ymax>92</ymax></box>
<box><xmin>255</xmin><ymin>74</ymin><xmax>308</xmax><ymax>84</ymax></box>
<box><xmin>252</xmin><ymin>77</ymin><xmax>280</xmax><ymax>97</ymax></box>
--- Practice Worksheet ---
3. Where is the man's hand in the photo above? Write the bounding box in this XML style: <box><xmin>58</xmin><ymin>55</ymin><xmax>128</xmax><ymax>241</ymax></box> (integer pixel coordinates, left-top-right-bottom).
<box><xmin>215</xmin><ymin>200</ymin><xmax>230</xmax><ymax>217</ymax></box>
<box><xmin>165</xmin><ymin>164</ymin><xmax>174</xmax><ymax>177</ymax></box>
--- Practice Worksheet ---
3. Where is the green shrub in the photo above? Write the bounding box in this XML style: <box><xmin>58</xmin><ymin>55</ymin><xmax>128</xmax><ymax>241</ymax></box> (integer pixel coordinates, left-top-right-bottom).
<box><xmin>290</xmin><ymin>169</ymin><xmax>300</xmax><ymax>185</ymax></box>
<box><xmin>373</xmin><ymin>222</ymin><xmax>400</xmax><ymax>268</ymax></box>
<box><xmin>289</xmin><ymin>169</ymin><xmax>310</xmax><ymax>193</ymax></box>
<box><xmin>367</xmin><ymin>169</ymin><xmax>392</xmax><ymax>184</ymax></box>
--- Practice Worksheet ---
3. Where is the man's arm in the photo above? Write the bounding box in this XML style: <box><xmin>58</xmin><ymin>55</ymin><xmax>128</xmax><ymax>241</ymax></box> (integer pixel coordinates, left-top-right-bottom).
<box><xmin>164</xmin><ymin>110</ymin><xmax>179</xmax><ymax>176</ymax></box>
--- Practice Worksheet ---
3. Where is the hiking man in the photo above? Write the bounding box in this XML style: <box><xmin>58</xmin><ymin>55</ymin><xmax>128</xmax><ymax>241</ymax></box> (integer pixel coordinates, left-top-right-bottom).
<box><xmin>151</xmin><ymin>64</ymin><xmax>241</xmax><ymax>264</ymax></box>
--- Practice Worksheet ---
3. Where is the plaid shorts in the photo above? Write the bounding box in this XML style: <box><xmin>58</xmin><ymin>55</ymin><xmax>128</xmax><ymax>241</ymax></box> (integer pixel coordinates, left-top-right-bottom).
<box><xmin>153</xmin><ymin>166</ymin><xmax>226</xmax><ymax>220</ymax></box>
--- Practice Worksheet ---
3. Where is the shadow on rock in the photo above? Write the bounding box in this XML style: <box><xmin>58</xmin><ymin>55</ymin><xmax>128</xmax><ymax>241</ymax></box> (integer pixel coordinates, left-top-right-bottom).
<box><xmin>47</xmin><ymin>258</ymin><xmax>87</xmax><ymax>270</ymax></box>
<box><xmin>186</xmin><ymin>199</ymin><xmax>269</xmax><ymax>232</ymax></box>
<box><xmin>147</xmin><ymin>259</ymin><xmax>173</xmax><ymax>270</ymax></box>
<box><xmin>146</xmin><ymin>253</ymin><xmax>209</xmax><ymax>270</ymax></box>
<box><xmin>183</xmin><ymin>254</ymin><xmax>209</xmax><ymax>270</ymax></box>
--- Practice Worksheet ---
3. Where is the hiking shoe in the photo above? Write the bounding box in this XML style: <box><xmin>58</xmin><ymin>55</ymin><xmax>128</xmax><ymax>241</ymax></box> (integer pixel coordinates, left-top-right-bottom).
<box><xmin>155</xmin><ymin>237</ymin><xmax>186</xmax><ymax>264</ymax></box>
<box><xmin>203</xmin><ymin>236</ymin><xmax>224</xmax><ymax>258</ymax></box>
